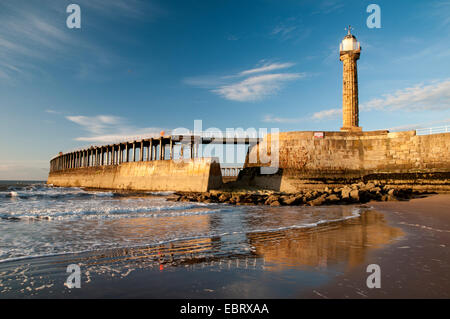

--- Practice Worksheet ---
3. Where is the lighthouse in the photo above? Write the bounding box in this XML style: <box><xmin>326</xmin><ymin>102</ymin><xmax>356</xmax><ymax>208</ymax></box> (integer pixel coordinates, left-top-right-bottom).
<box><xmin>340</xmin><ymin>26</ymin><xmax>362</xmax><ymax>132</ymax></box>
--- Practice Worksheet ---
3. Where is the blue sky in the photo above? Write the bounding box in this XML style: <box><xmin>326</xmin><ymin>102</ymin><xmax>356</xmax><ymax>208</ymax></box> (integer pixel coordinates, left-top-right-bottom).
<box><xmin>1</xmin><ymin>0</ymin><xmax>449</xmax><ymax>179</ymax></box>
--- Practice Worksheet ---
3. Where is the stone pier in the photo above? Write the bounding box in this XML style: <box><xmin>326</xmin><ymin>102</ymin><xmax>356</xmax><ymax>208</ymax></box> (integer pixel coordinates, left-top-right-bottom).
<box><xmin>48</xmin><ymin>135</ymin><xmax>223</xmax><ymax>192</ymax></box>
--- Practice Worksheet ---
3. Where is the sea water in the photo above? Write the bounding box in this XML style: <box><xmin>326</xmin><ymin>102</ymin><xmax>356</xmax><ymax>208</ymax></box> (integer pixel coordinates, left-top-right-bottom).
<box><xmin>0</xmin><ymin>181</ymin><xmax>405</xmax><ymax>297</ymax></box>
<box><xmin>0</xmin><ymin>181</ymin><xmax>363</xmax><ymax>263</ymax></box>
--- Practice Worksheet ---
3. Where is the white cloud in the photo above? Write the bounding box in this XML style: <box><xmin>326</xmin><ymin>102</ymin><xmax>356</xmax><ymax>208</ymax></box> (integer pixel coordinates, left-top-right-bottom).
<box><xmin>66</xmin><ymin>115</ymin><xmax>123</xmax><ymax>135</ymax></box>
<box><xmin>262</xmin><ymin>107</ymin><xmax>340</xmax><ymax>123</ymax></box>
<box><xmin>214</xmin><ymin>73</ymin><xmax>303</xmax><ymax>102</ymax></box>
<box><xmin>271</xmin><ymin>25</ymin><xmax>297</xmax><ymax>39</ymax></box>
<box><xmin>361</xmin><ymin>80</ymin><xmax>450</xmax><ymax>111</ymax></box>
<box><xmin>263</xmin><ymin>80</ymin><xmax>450</xmax><ymax>125</ymax></box>
<box><xmin>262</xmin><ymin>114</ymin><xmax>305</xmax><ymax>123</ymax></box>
<box><xmin>311</xmin><ymin>108</ymin><xmax>341</xmax><ymax>120</ymax></box>
<box><xmin>45</xmin><ymin>109</ymin><xmax>61</xmax><ymax>114</ymax></box>
<box><xmin>73</xmin><ymin>130</ymin><xmax>163</xmax><ymax>144</ymax></box>
<box><xmin>65</xmin><ymin>114</ymin><xmax>164</xmax><ymax>144</ymax></box>
<box><xmin>269</xmin><ymin>16</ymin><xmax>312</xmax><ymax>42</ymax></box>
<box><xmin>387</xmin><ymin>118</ymin><xmax>450</xmax><ymax>131</ymax></box>
<box><xmin>186</xmin><ymin>61</ymin><xmax>303</xmax><ymax>102</ymax></box>
<box><xmin>239</xmin><ymin>63</ymin><xmax>295</xmax><ymax>76</ymax></box>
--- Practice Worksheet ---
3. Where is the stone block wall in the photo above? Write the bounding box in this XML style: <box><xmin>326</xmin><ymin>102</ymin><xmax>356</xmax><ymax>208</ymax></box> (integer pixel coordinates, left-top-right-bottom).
<box><xmin>243</xmin><ymin>130</ymin><xmax>450</xmax><ymax>192</ymax></box>
<box><xmin>48</xmin><ymin>158</ymin><xmax>222</xmax><ymax>192</ymax></box>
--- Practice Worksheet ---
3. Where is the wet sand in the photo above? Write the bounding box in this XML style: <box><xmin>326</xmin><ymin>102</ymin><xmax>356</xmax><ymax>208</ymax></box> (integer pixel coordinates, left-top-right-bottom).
<box><xmin>0</xmin><ymin>195</ymin><xmax>449</xmax><ymax>298</ymax></box>
<box><xmin>302</xmin><ymin>194</ymin><xmax>450</xmax><ymax>298</ymax></box>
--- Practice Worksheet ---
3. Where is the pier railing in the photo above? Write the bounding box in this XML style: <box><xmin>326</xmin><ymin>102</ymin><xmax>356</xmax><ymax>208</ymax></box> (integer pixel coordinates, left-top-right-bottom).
<box><xmin>49</xmin><ymin>134</ymin><xmax>262</xmax><ymax>174</ymax></box>
<box><xmin>221</xmin><ymin>167</ymin><xmax>243</xmax><ymax>177</ymax></box>
<box><xmin>49</xmin><ymin>136</ymin><xmax>196</xmax><ymax>173</ymax></box>
<box><xmin>416</xmin><ymin>125</ymin><xmax>450</xmax><ymax>135</ymax></box>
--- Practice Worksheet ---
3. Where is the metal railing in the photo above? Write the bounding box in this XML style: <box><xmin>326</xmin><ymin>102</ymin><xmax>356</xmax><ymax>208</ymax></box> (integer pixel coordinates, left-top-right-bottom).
<box><xmin>416</xmin><ymin>126</ymin><xmax>450</xmax><ymax>135</ymax></box>
<box><xmin>221</xmin><ymin>167</ymin><xmax>243</xmax><ymax>177</ymax></box>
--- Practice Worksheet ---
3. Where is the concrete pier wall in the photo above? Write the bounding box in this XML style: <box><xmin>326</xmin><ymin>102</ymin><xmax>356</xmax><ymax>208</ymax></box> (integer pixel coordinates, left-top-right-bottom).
<box><xmin>242</xmin><ymin>130</ymin><xmax>450</xmax><ymax>192</ymax></box>
<box><xmin>48</xmin><ymin>158</ymin><xmax>222</xmax><ymax>192</ymax></box>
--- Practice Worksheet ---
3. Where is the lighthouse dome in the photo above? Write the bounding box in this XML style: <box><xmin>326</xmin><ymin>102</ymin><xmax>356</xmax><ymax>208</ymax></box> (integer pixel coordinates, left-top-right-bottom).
<box><xmin>340</xmin><ymin>30</ymin><xmax>360</xmax><ymax>52</ymax></box>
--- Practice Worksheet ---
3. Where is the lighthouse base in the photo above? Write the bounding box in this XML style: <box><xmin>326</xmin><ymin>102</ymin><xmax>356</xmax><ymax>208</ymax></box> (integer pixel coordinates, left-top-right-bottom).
<box><xmin>340</xmin><ymin>126</ymin><xmax>362</xmax><ymax>132</ymax></box>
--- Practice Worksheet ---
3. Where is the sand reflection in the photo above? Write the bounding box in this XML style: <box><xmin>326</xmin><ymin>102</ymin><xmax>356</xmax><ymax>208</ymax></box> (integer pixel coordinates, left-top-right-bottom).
<box><xmin>247</xmin><ymin>210</ymin><xmax>404</xmax><ymax>271</ymax></box>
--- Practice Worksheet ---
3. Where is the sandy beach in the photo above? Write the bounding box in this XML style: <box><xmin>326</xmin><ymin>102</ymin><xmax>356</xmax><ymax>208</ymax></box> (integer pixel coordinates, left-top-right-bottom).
<box><xmin>1</xmin><ymin>186</ymin><xmax>448</xmax><ymax>299</ymax></box>
<box><xmin>301</xmin><ymin>194</ymin><xmax>450</xmax><ymax>298</ymax></box>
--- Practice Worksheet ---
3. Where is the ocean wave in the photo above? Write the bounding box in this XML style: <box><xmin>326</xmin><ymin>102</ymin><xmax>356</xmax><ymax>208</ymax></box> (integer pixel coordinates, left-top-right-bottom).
<box><xmin>0</xmin><ymin>188</ymin><xmax>113</xmax><ymax>200</ymax></box>
<box><xmin>146</xmin><ymin>191</ymin><xmax>175</xmax><ymax>196</ymax></box>
<box><xmin>1</xmin><ymin>203</ymin><xmax>231</xmax><ymax>221</ymax></box>
<box><xmin>0</xmin><ymin>207</ymin><xmax>364</xmax><ymax>264</ymax></box>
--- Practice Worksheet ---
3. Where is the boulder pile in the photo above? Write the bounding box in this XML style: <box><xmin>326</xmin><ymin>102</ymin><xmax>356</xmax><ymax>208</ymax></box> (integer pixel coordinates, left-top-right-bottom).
<box><xmin>168</xmin><ymin>182</ymin><xmax>428</xmax><ymax>207</ymax></box>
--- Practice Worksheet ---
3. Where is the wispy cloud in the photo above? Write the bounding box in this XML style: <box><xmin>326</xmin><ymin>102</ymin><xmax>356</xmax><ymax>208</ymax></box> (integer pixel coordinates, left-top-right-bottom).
<box><xmin>45</xmin><ymin>109</ymin><xmax>61</xmax><ymax>114</ymax></box>
<box><xmin>271</xmin><ymin>24</ymin><xmax>298</xmax><ymax>40</ymax></box>
<box><xmin>270</xmin><ymin>17</ymin><xmax>312</xmax><ymax>42</ymax></box>
<box><xmin>79</xmin><ymin>0</ymin><xmax>165</xmax><ymax>20</ymax></box>
<box><xmin>186</xmin><ymin>61</ymin><xmax>303</xmax><ymax>102</ymax></box>
<box><xmin>387</xmin><ymin>118</ymin><xmax>450</xmax><ymax>131</ymax></box>
<box><xmin>311</xmin><ymin>108</ymin><xmax>341</xmax><ymax>120</ymax></box>
<box><xmin>262</xmin><ymin>114</ymin><xmax>306</xmax><ymax>124</ymax></box>
<box><xmin>239</xmin><ymin>62</ymin><xmax>295</xmax><ymax>76</ymax></box>
<box><xmin>262</xmin><ymin>107</ymin><xmax>340</xmax><ymax>124</ymax></box>
<box><xmin>226</xmin><ymin>34</ymin><xmax>239</xmax><ymax>41</ymax></box>
<box><xmin>264</xmin><ymin>80</ymin><xmax>450</xmax><ymax>124</ymax></box>
<box><xmin>312</xmin><ymin>0</ymin><xmax>345</xmax><ymax>15</ymax></box>
<box><xmin>361</xmin><ymin>79</ymin><xmax>450</xmax><ymax>111</ymax></box>
<box><xmin>0</xmin><ymin>1</ymin><xmax>163</xmax><ymax>81</ymax></box>
<box><xmin>66</xmin><ymin>115</ymin><xmax>123</xmax><ymax>135</ymax></box>
<box><xmin>65</xmin><ymin>114</ymin><xmax>164</xmax><ymax>144</ymax></box>
<box><xmin>214</xmin><ymin>73</ymin><xmax>303</xmax><ymax>102</ymax></box>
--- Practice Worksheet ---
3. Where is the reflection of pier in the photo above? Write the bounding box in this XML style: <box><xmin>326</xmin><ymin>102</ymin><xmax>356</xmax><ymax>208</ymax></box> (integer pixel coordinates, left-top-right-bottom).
<box><xmin>247</xmin><ymin>210</ymin><xmax>404</xmax><ymax>271</ymax></box>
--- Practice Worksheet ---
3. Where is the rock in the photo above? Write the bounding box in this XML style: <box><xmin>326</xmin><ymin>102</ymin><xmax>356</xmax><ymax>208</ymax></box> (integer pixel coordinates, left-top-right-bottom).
<box><xmin>219</xmin><ymin>194</ymin><xmax>230</xmax><ymax>202</ymax></box>
<box><xmin>350</xmin><ymin>189</ymin><xmax>360</xmax><ymax>201</ymax></box>
<box><xmin>304</xmin><ymin>192</ymin><xmax>314</xmax><ymax>201</ymax></box>
<box><xmin>366</xmin><ymin>182</ymin><xmax>375</xmax><ymax>189</ymax></box>
<box><xmin>387</xmin><ymin>189</ymin><xmax>396</xmax><ymax>196</ymax></box>
<box><xmin>309</xmin><ymin>198</ymin><xmax>325</xmax><ymax>206</ymax></box>
<box><xmin>326</xmin><ymin>194</ymin><xmax>340</xmax><ymax>203</ymax></box>
<box><xmin>283</xmin><ymin>195</ymin><xmax>302</xmax><ymax>205</ymax></box>
<box><xmin>309</xmin><ymin>195</ymin><xmax>327</xmax><ymax>206</ymax></box>
<box><xmin>341</xmin><ymin>186</ymin><xmax>352</xmax><ymax>199</ymax></box>
<box><xmin>234</xmin><ymin>194</ymin><xmax>244</xmax><ymax>203</ymax></box>
<box><xmin>270</xmin><ymin>200</ymin><xmax>281</xmax><ymax>207</ymax></box>
<box><xmin>369</xmin><ymin>186</ymin><xmax>381</xmax><ymax>193</ymax></box>
<box><xmin>265</xmin><ymin>194</ymin><xmax>280</xmax><ymax>205</ymax></box>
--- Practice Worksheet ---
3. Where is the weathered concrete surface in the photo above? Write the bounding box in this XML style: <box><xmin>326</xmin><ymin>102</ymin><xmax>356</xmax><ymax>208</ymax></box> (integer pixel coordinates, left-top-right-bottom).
<box><xmin>48</xmin><ymin>158</ymin><xmax>222</xmax><ymax>192</ymax></box>
<box><xmin>243</xmin><ymin>130</ymin><xmax>450</xmax><ymax>192</ymax></box>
